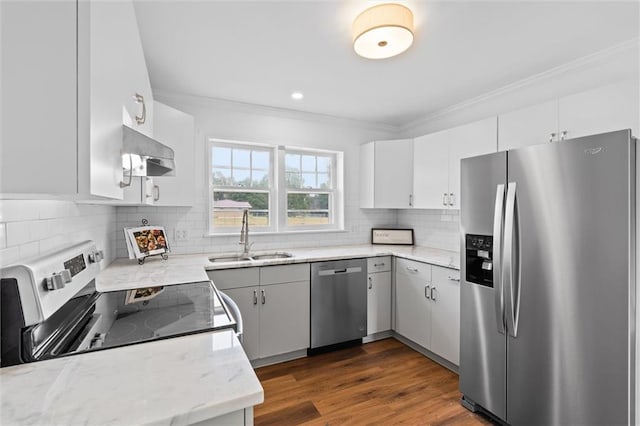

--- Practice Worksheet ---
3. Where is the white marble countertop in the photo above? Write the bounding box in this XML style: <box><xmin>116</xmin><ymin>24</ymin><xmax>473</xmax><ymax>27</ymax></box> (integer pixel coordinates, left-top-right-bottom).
<box><xmin>0</xmin><ymin>329</ymin><xmax>263</xmax><ymax>425</ymax></box>
<box><xmin>96</xmin><ymin>244</ymin><xmax>459</xmax><ymax>292</ymax></box>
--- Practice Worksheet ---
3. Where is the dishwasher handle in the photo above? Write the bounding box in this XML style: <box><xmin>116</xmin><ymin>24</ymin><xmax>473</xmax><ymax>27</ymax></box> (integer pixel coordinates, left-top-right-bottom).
<box><xmin>317</xmin><ymin>267</ymin><xmax>362</xmax><ymax>276</ymax></box>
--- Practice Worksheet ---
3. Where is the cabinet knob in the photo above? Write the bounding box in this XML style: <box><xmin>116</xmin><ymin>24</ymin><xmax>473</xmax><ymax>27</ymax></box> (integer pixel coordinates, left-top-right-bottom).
<box><xmin>549</xmin><ymin>132</ymin><xmax>556</xmax><ymax>143</ymax></box>
<box><xmin>560</xmin><ymin>130</ymin><xmax>568</xmax><ymax>141</ymax></box>
<box><xmin>368</xmin><ymin>276</ymin><xmax>373</xmax><ymax>289</ymax></box>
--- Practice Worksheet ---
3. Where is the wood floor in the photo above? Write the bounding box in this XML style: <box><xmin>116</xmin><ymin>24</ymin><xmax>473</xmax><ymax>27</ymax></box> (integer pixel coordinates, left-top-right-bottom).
<box><xmin>254</xmin><ymin>338</ymin><xmax>495</xmax><ymax>425</ymax></box>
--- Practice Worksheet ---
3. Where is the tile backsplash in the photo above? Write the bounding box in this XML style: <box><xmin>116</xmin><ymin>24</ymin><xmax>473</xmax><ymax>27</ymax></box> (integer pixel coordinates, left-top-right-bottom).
<box><xmin>397</xmin><ymin>209</ymin><xmax>460</xmax><ymax>252</ymax></box>
<box><xmin>0</xmin><ymin>200</ymin><xmax>116</xmax><ymax>267</ymax></box>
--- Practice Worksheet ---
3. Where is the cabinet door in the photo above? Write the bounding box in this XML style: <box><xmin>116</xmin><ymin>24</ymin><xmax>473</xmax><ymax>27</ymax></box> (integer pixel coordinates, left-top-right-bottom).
<box><xmin>395</xmin><ymin>273</ymin><xmax>431</xmax><ymax>348</ymax></box>
<box><xmin>558</xmin><ymin>79</ymin><xmax>639</xmax><ymax>140</ymax></box>
<box><xmin>367</xmin><ymin>271</ymin><xmax>391</xmax><ymax>335</ymax></box>
<box><xmin>152</xmin><ymin>102</ymin><xmax>196</xmax><ymax>206</ymax></box>
<box><xmin>359</xmin><ymin>142</ymin><xmax>375</xmax><ymax>208</ymax></box>
<box><xmin>429</xmin><ymin>267</ymin><xmax>460</xmax><ymax>365</ymax></box>
<box><xmin>259</xmin><ymin>281</ymin><xmax>310</xmax><ymax>358</ymax></box>
<box><xmin>498</xmin><ymin>100</ymin><xmax>558</xmax><ymax>151</ymax></box>
<box><xmin>448</xmin><ymin>117</ymin><xmax>497</xmax><ymax>209</ymax></box>
<box><xmin>374</xmin><ymin>139</ymin><xmax>414</xmax><ymax>208</ymax></box>
<box><xmin>223</xmin><ymin>286</ymin><xmax>260</xmax><ymax>361</ymax></box>
<box><xmin>413</xmin><ymin>132</ymin><xmax>449</xmax><ymax>209</ymax></box>
<box><xmin>1</xmin><ymin>1</ymin><xmax>78</xmax><ymax>194</ymax></box>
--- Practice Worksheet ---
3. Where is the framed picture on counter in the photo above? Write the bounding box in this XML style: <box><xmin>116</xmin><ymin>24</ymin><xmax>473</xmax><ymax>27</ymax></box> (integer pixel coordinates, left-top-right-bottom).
<box><xmin>124</xmin><ymin>226</ymin><xmax>171</xmax><ymax>260</ymax></box>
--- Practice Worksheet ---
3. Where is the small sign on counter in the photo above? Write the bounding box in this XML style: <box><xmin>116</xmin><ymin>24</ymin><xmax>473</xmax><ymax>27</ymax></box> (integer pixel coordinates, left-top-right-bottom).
<box><xmin>371</xmin><ymin>228</ymin><xmax>414</xmax><ymax>245</ymax></box>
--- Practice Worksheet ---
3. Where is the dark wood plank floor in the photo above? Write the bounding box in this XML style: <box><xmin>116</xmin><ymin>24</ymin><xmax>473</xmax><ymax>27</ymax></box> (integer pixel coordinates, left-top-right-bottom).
<box><xmin>254</xmin><ymin>338</ymin><xmax>494</xmax><ymax>425</ymax></box>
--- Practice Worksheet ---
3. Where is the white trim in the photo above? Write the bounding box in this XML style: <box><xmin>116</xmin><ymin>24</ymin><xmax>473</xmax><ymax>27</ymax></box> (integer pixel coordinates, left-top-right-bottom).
<box><xmin>401</xmin><ymin>37</ymin><xmax>640</xmax><ymax>134</ymax></box>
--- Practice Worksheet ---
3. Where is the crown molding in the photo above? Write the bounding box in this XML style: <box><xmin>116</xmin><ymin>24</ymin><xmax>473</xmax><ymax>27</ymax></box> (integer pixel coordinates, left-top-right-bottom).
<box><xmin>401</xmin><ymin>37</ymin><xmax>640</xmax><ymax>134</ymax></box>
<box><xmin>153</xmin><ymin>89</ymin><xmax>401</xmax><ymax>135</ymax></box>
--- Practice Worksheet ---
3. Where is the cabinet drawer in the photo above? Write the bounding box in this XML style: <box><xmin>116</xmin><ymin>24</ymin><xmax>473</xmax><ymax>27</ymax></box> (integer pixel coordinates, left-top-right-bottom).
<box><xmin>367</xmin><ymin>256</ymin><xmax>391</xmax><ymax>273</ymax></box>
<box><xmin>207</xmin><ymin>267</ymin><xmax>259</xmax><ymax>290</ymax></box>
<box><xmin>432</xmin><ymin>267</ymin><xmax>460</xmax><ymax>284</ymax></box>
<box><xmin>260</xmin><ymin>263</ymin><xmax>310</xmax><ymax>286</ymax></box>
<box><xmin>395</xmin><ymin>257</ymin><xmax>431</xmax><ymax>281</ymax></box>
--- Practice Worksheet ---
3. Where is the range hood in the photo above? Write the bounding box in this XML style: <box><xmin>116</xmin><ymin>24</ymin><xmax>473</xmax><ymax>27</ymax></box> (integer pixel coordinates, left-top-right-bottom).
<box><xmin>122</xmin><ymin>125</ymin><xmax>176</xmax><ymax>177</ymax></box>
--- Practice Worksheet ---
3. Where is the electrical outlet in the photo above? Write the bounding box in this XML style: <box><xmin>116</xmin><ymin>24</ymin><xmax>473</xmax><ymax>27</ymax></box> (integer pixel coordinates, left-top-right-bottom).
<box><xmin>174</xmin><ymin>229</ymin><xmax>189</xmax><ymax>241</ymax></box>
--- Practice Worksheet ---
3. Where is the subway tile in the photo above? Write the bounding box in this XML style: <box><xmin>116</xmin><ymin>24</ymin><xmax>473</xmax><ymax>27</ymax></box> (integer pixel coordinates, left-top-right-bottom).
<box><xmin>0</xmin><ymin>200</ymin><xmax>41</xmax><ymax>222</ymax></box>
<box><xmin>0</xmin><ymin>246</ymin><xmax>21</xmax><ymax>267</ymax></box>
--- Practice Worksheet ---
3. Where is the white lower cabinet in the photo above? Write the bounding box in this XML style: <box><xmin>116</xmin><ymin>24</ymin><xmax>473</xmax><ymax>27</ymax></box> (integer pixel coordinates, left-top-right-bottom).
<box><xmin>429</xmin><ymin>266</ymin><xmax>460</xmax><ymax>365</ymax></box>
<box><xmin>395</xmin><ymin>258</ymin><xmax>460</xmax><ymax>366</ymax></box>
<box><xmin>367</xmin><ymin>257</ymin><xmax>392</xmax><ymax>335</ymax></box>
<box><xmin>209</xmin><ymin>264</ymin><xmax>310</xmax><ymax>361</ymax></box>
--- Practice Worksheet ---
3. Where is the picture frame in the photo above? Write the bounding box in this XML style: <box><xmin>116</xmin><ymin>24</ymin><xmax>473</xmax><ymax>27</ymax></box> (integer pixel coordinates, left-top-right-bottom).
<box><xmin>124</xmin><ymin>225</ymin><xmax>170</xmax><ymax>260</ymax></box>
<box><xmin>371</xmin><ymin>228</ymin><xmax>415</xmax><ymax>245</ymax></box>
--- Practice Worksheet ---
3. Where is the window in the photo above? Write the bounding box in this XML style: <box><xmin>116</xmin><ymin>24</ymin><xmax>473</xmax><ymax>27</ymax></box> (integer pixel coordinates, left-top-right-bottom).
<box><xmin>210</xmin><ymin>141</ymin><xmax>275</xmax><ymax>231</ymax></box>
<box><xmin>209</xmin><ymin>139</ymin><xmax>343</xmax><ymax>234</ymax></box>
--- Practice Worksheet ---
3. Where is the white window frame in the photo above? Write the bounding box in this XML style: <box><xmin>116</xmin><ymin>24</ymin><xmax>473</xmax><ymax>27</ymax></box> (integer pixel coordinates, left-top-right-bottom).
<box><xmin>208</xmin><ymin>138</ymin><xmax>344</xmax><ymax>235</ymax></box>
<box><xmin>208</xmin><ymin>139</ymin><xmax>277</xmax><ymax>234</ymax></box>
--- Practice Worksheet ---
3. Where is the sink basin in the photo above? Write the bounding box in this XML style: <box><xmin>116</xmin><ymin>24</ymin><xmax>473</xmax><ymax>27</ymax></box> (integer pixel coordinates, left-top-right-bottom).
<box><xmin>250</xmin><ymin>252</ymin><xmax>294</xmax><ymax>260</ymax></box>
<box><xmin>208</xmin><ymin>254</ymin><xmax>253</xmax><ymax>263</ymax></box>
<box><xmin>208</xmin><ymin>252</ymin><xmax>294</xmax><ymax>263</ymax></box>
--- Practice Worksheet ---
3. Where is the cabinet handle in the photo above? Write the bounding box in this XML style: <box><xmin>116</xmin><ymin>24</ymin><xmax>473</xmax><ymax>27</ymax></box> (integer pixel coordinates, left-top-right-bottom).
<box><xmin>368</xmin><ymin>276</ymin><xmax>373</xmax><ymax>290</ymax></box>
<box><xmin>442</xmin><ymin>193</ymin><xmax>448</xmax><ymax>206</ymax></box>
<box><xmin>560</xmin><ymin>130</ymin><xmax>567</xmax><ymax>141</ymax></box>
<box><xmin>119</xmin><ymin>153</ymin><xmax>133</xmax><ymax>188</ymax></box>
<box><xmin>425</xmin><ymin>285</ymin><xmax>430</xmax><ymax>299</ymax></box>
<box><xmin>374</xmin><ymin>263</ymin><xmax>385</xmax><ymax>267</ymax></box>
<box><xmin>449</xmin><ymin>193</ymin><xmax>455</xmax><ymax>206</ymax></box>
<box><xmin>549</xmin><ymin>132</ymin><xmax>556</xmax><ymax>143</ymax></box>
<box><xmin>134</xmin><ymin>93</ymin><xmax>146</xmax><ymax>125</ymax></box>
<box><xmin>409</xmin><ymin>194</ymin><xmax>413</xmax><ymax>207</ymax></box>
<box><xmin>253</xmin><ymin>290</ymin><xmax>258</xmax><ymax>305</ymax></box>
<box><xmin>261</xmin><ymin>289</ymin><xmax>266</xmax><ymax>305</ymax></box>
<box><xmin>153</xmin><ymin>185</ymin><xmax>160</xmax><ymax>202</ymax></box>
<box><xmin>431</xmin><ymin>286</ymin><xmax>437</xmax><ymax>301</ymax></box>
<box><xmin>406</xmin><ymin>266</ymin><xmax>419</xmax><ymax>273</ymax></box>
<box><xmin>448</xmin><ymin>276</ymin><xmax>461</xmax><ymax>282</ymax></box>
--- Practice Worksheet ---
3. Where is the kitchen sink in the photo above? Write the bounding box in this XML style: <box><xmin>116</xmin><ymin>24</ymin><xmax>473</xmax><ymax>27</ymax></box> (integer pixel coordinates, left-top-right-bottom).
<box><xmin>208</xmin><ymin>254</ymin><xmax>253</xmax><ymax>263</ymax></box>
<box><xmin>208</xmin><ymin>252</ymin><xmax>294</xmax><ymax>263</ymax></box>
<box><xmin>250</xmin><ymin>252</ymin><xmax>294</xmax><ymax>260</ymax></box>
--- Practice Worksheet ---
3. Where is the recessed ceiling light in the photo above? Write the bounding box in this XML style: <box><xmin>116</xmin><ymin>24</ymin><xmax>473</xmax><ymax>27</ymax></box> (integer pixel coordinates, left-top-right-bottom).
<box><xmin>291</xmin><ymin>92</ymin><xmax>304</xmax><ymax>100</ymax></box>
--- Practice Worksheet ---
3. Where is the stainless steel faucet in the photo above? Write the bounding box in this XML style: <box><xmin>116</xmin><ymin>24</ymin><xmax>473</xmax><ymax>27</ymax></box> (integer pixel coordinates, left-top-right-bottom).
<box><xmin>239</xmin><ymin>209</ymin><xmax>252</xmax><ymax>256</ymax></box>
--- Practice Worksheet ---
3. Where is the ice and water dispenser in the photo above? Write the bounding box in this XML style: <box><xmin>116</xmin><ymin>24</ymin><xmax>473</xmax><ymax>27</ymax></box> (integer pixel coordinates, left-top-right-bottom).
<box><xmin>465</xmin><ymin>234</ymin><xmax>494</xmax><ymax>287</ymax></box>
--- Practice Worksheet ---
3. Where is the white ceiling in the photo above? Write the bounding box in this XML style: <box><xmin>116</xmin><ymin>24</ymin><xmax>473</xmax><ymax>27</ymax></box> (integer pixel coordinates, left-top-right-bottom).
<box><xmin>134</xmin><ymin>1</ymin><xmax>639</xmax><ymax>127</ymax></box>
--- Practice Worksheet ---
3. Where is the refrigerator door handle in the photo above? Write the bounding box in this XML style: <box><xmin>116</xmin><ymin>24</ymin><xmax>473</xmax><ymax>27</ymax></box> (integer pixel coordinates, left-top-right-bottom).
<box><xmin>504</xmin><ymin>182</ymin><xmax>520</xmax><ymax>338</ymax></box>
<box><xmin>493</xmin><ymin>184</ymin><xmax>506</xmax><ymax>334</ymax></box>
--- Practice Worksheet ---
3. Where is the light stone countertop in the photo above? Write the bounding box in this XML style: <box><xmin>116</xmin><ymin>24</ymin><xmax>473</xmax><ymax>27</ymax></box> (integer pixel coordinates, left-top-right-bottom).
<box><xmin>0</xmin><ymin>329</ymin><xmax>263</xmax><ymax>425</ymax></box>
<box><xmin>96</xmin><ymin>244</ymin><xmax>460</xmax><ymax>292</ymax></box>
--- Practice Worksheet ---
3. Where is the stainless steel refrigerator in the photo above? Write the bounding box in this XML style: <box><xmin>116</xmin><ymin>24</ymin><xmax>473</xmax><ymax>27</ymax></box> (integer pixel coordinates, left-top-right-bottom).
<box><xmin>459</xmin><ymin>129</ymin><xmax>636</xmax><ymax>425</ymax></box>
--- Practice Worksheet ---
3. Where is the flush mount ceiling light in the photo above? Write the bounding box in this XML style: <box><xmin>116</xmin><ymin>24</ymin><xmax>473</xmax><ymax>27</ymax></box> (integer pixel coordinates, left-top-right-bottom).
<box><xmin>353</xmin><ymin>3</ymin><xmax>414</xmax><ymax>60</ymax></box>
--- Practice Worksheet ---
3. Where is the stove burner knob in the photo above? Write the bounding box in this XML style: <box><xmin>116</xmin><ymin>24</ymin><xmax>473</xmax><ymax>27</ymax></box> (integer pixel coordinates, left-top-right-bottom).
<box><xmin>46</xmin><ymin>270</ymin><xmax>72</xmax><ymax>291</ymax></box>
<box><xmin>88</xmin><ymin>250</ymin><xmax>104</xmax><ymax>264</ymax></box>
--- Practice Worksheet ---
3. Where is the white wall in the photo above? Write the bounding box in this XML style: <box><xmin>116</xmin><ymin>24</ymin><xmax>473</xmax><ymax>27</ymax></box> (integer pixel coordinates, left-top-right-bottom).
<box><xmin>0</xmin><ymin>200</ymin><xmax>116</xmax><ymax>267</ymax></box>
<box><xmin>115</xmin><ymin>93</ymin><xmax>399</xmax><ymax>258</ymax></box>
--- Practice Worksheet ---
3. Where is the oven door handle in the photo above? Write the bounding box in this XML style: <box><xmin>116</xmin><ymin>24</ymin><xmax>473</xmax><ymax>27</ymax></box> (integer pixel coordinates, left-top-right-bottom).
<box><xmin>219</xmin><ymin>291</ymin><xmax>243</xmax><ymax>344</ymax></box>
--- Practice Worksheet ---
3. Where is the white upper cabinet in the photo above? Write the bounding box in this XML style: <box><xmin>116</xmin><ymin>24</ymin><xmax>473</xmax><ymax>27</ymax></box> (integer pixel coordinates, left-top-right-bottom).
<box><xmin>498</xmin><ymin>100</ymin><xmax>558</xmax><ymax>151</ymax></box>
<box><xmin>498</xmin><ymin>79</ymin><xmax>639</xmax><ymax>151</ymax></box>
<box><xmin>1</xmin><ymin>0</ymin><xmax>153</xmax><ymax>199</ymax></box>
<box><xmin>360</xmin><ymin>139</ymin><xmax>414</xmax><ymax>209</ymax></box>
<box><xmin>558</xmin><ymin>79</ymin><xmax>639</xmax><ymax>140</ymax></box>
<box><xmin>413</xmin><ymin>117</ymin><xmax>497</xmax><ymax>209</ymax></box>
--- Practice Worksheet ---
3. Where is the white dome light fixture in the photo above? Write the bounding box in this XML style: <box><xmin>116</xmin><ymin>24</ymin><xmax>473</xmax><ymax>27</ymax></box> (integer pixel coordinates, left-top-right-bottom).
<box><xmin>353</xmin><ymin>3</ymin><xmax>414</xmax><ymax>60</ymax></box>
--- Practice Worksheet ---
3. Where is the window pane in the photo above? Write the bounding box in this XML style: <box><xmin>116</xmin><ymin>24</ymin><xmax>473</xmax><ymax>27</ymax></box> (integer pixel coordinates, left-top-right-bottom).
<box><xmin>233</xmin><ymin>149</ymin><xmax>250</xmax><ymax>168</ymax></box>
<box><xmin>286</xmin><ymin>171</ymin><xmax>302</xmax><ymax>188</ymax></box>
<box><xmin>287</xmin><ymin>193</ymin><xmax>330</xmax><ymax>226</ymax></box>
<box><xmin>213</xmin><ymin>191</ymin><xmax>269</xmax><ymax>228</ymax></box>
<box><xmin>212</xmin><ymin>168</ymin><xmax>232</xmax><ymax>186</ymax></box>
<box><xmin>212</xmin><ymin>147</ymin><xmax>231</xmax><ymax>167</ymax></box>
<box><xmin>233</xmin><ymin>169</ymin><xmax>250</xmax><ymax>186</ymax></box>
<box><xmin>252</xmin><ymin>151</ymin><xmax>269</xmax><ymax>170</ymax></box>
<box><xmin>317</xmin><ymin>173</ymin><xmax>330</xmax><ymax>189</ymax></box>
<box><xmin>317</xmin><ymin>156</ymin><xmax>331</xmax><ymax>173</ymax></box>
<box><xmin>301</xmin><ymin>155</ymin><xmax>316</xmax><ymax>172</ymax></box>
<box><xmin>252</xmin><ymin>170</ymin><xmax>269</xmax><ymax>188</ymax></box>
<box><xmin>302</xmin><ymin>172</ymin><xmax>316</xmax><ymax>188</ymax></box>
<box><xmin>285</xmin><ymin>154</ymin><xmax>300</xmax><ymax>171</ymax></box>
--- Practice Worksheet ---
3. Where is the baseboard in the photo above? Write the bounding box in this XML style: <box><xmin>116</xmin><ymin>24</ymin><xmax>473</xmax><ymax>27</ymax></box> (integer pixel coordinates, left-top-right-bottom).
<box><xmin>363</xmin><ymin>330</ymin><xmax>393</xmax><ymax>343</ymax></box>
<box><xmin>250</xmin><ymin>349</ymin><xmax>307</xmax><ymax>368</ymax></box>
<box><xmin>392</xmin><ymin>332</ymin><xmax>459</xmax><ymax>374</ymax></box>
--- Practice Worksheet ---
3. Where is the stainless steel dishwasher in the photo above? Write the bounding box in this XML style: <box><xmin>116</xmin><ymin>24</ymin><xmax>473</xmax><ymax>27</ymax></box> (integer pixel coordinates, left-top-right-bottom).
<box><xmin>310</xmin><ymin>259</ymin><xmax>367</xmax><ymax>350</ymax></box>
